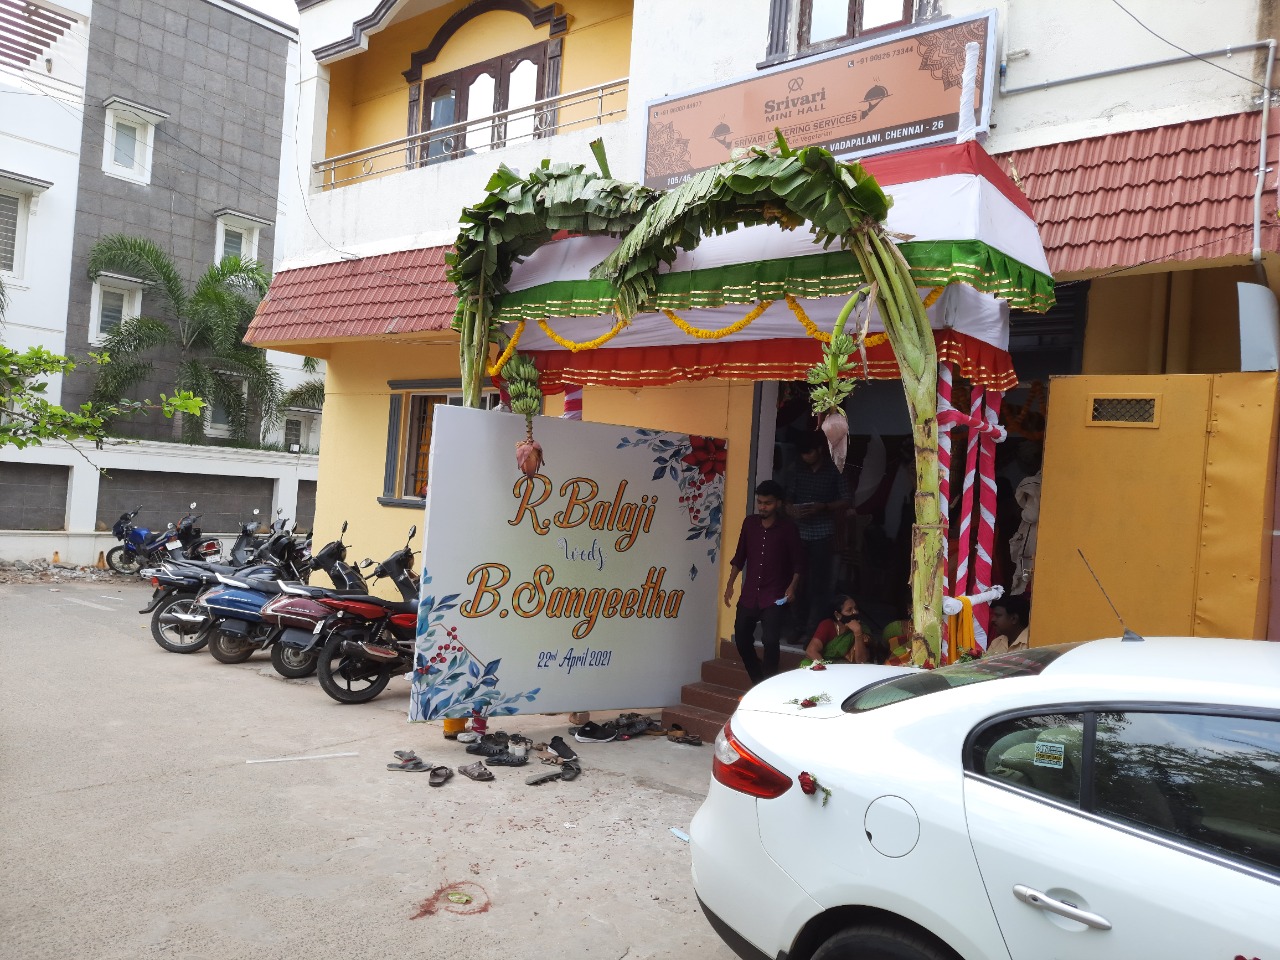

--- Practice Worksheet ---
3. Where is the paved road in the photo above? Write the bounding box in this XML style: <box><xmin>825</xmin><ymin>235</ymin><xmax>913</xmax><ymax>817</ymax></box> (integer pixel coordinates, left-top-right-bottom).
<box><xmin>0</xmin><ymin>580</ymin><xmax>735</xmax><ymax>960</ymax></box>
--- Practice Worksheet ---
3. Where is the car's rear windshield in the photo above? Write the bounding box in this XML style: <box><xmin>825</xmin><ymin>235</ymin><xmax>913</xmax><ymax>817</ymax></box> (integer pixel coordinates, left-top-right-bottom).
<box><xmin>843</xmin><ymin>646</ymin><xmax>1075</xmax><ymax>713</ymax></box>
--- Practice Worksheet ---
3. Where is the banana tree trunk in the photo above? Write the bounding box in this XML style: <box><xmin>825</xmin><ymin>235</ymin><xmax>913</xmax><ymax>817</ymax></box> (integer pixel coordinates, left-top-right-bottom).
<box><xmin>852</xmin><ymin>228</ymin><xmax>944</xmax><ymax>664</ymax></box>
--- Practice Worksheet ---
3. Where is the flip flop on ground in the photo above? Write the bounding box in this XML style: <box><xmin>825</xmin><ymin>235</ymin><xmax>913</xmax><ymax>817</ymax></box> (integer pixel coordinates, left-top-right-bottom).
<box><xmin>429</xmin><ymin>765</ymin><xmax>453</xmax><ymax>787</ymax></box>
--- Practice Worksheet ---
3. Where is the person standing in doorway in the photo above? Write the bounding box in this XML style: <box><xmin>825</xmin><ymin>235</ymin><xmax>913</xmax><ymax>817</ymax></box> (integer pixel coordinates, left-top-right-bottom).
<box><xmin>724</xmin><ymin>480</ymin><xmax>804</xmax><ymax>685</ymax></box>
<box><xmin>785</xmin><ymin>432</ymin><xmax>850</xmax><ymax>636</ymax></box>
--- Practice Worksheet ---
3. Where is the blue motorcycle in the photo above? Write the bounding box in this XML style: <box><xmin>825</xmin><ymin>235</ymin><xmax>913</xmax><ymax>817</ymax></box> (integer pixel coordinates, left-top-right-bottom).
<box><xmin>108</xmin><ymin>503</ymin><xmax>220</xmax><ymax>574</ymax></box>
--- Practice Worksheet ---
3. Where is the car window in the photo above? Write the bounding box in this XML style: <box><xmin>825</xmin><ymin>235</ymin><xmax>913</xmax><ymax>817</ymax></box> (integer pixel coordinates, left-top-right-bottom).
<box><xmin>1093</xmin><ymin>711</ymin><xmax>1280</xmax><ymax>873</ymax></box>
<box><xmin>845</xmin><ymin>646</ymin><xmax>1073</xmax><ymax>713</ymax></box>
<box><xmin>969</xmin><ymin>713</ymin><xmax>1085</xmax><ymax>805</ymax></box>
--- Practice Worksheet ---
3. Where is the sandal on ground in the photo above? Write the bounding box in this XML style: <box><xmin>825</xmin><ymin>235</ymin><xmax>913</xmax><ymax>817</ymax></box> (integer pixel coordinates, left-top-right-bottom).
<box><xmin>428</xmin><ymin>765</ymin><xmax>453</xmax><ymax>787</ymax></box>
<box><xmin>548</xmin><ymin>736</ymin><xmax>579</xmax><ymax>761</ymax></box>
<box><xmin>465</xmin><ymin>741</ymin><xmax>509</xmax><ymax>756</ymax></box>
<box><xmin>393</xmin><ymin>750</ymin><xmax>421</xmax><ymax>762</ymax></box>
<box><xmin>559</xmin><ymin>761</ymin><xmax>582</xmax><ymax>782</ymax></box>
<box><xmin>617</xmin><ymin>718</ymin><xmax>652</xmax><ymax>738</ymax></box>
<box><xmin>525</xmin><ymin>768</ymin><xmax>563</xmax><ymax>786</ymax></box>
<box><xmin>484</xmin><ymin>751</ymin><xmax>528</xmax><ymax>767</ymax></box>
<box><xmin>509</xmin><ymin>734</ymin><xmax>534</xmax><ymax>748</ymax></box>
<box><xmin>456</xmin><ymin>731</ymin><xmax>481</xmax><ymax>743</ymax></box>
<box><xmin>387</xmin><ymin>758</ymin><xmax>430</xmax><ymax>771</ymax></box>
<box><xmin>666</xmin><ymin>724</ymin><xmax>687</xmax><ymax>742</ymax></box>
<box><xmin>457</xmin><ymin>761</ymin><xmax>495</xmax><ymax>782</ymax></box>
<box><xmin>670</xmin><ymin>733</ymin><xmax>703</xmax><ymax>746</ymax></box>
<box><xmin>480</xmin><ymin>732</ymin><xmax>509</xmax><ymax>746</ymax></box>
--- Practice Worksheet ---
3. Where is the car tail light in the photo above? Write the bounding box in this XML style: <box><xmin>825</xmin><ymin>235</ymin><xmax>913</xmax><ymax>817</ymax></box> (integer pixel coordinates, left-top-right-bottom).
<box><xmin>712</xmin><ymin>721</ymin><xmax>792</xmax><ymax>799</ymax></box>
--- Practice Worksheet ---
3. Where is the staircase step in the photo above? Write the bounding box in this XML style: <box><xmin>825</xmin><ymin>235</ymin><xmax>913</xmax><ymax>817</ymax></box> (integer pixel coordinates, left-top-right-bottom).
<box><xmin>681</xmin><ymin>680</ymin><xmax>744</xmax><ymax>715</ymax></box>
<box><xmin>702</xmin><ymin>658</ymin><xmax>752</xmax><ymax>690</ymax></box>
<box><xmin>717</xmin><ymin>638</ymin><xmax>808</xmax><ymax>670</ymax></box>
<box><xmin>662</xmin><ymin>703</ymin><xmax>730</xmax><ymax>744</ymax></box>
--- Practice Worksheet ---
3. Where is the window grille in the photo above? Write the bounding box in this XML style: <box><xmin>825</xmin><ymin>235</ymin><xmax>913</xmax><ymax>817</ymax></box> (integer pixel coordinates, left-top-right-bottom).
<box><xmin>1090</xmin><ymin>398</ymin><xmax>1156</xmax><ymax>424</ymax></box>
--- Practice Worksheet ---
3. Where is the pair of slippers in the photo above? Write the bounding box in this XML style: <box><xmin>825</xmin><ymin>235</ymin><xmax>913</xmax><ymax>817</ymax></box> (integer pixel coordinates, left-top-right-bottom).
<box><xmin>526</xmin><ymin>760</ymin><xmax>581</xmax><ymax>785</ymax></box>
<box><xmin>388</xmin><ymin>750</ymin><xmax>454</xmax><ymax>785</ymax></box>
<box><xmin>666</xmin><ymin>725</ymin><xmax>703</xmax><ymax>746</ymax></box>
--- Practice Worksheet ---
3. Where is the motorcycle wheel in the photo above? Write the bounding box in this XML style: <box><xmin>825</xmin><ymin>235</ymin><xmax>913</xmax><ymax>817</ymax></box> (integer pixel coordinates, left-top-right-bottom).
<box><xmin>150</xmin><ymin>594</ymin><xmax>209</xmax><ymax>653</ymax></box>
<box><xmin>270</xmin><ymin>642</ymin><xmax>317</xmax><ymax>679</ymax></box>
<box><xmin>316</xmin><ymin>633</ymin><xmax>392</xmax><ymax>704</ymax></box>
<box><xmin>106</xmin><ymin>546</ymin><xmax>142</xmax><ymax>575</ymax></box>
<box><xmin>208</xmin><ymin>630</ymin><xmax>256</xmax><ymax>664</ymax></box>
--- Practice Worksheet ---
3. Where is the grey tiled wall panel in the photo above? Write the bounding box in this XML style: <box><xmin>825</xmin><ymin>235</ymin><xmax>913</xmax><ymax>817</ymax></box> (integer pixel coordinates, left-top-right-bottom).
<box><xmin>0</xmin><ymin>464</ymin><xmax>71</xmax><ymax>530</ymax></box>
<box><xmin>96</xmin><ymin>469</ymin><xmax>275</xmax><ymax>533</ymax></box>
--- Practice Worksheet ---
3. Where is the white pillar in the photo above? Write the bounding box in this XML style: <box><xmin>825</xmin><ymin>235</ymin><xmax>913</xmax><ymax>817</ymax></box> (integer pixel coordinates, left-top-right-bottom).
<box><xmin>65</xmin><ymin>460</ymin><xmax>100</xmax><ymax>533</ymax></box>
<box><xmin>274</xmin><ymin>475</ymin><xmax>300</xmax><ymax>529</ymax></box>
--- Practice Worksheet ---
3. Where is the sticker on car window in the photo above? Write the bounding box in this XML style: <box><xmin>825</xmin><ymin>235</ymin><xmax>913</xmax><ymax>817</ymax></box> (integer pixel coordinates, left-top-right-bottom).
<box><xmin>1033</xmin><ymin>740</ymin><xmax>1065</xmax><ymax>769</ymax></box>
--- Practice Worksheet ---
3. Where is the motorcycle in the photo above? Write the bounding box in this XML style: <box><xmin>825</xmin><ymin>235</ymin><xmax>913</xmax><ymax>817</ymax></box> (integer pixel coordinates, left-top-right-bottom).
<box><xmin>226</xmin><ymin>509</ymin><xmax>270</xmax><ymax>566</ymax></box>
<box><xmin>140</xmin><ymin>525</ymin><xmax>310</xmax><ymax>654</ymax></box>
<box><xmin>311</xmin><ymin>525</ymin><xmax>421</xmax><ymax>705</ymax></box>
<box><xmin>198</xmin><ymin>524</ymin><xmax>363</xmax><ymax>672</ymax></box>
<box><xmin>107</xmin><ymin>503</ymin><xmax>221</xmax><ymax>574</ymax></box>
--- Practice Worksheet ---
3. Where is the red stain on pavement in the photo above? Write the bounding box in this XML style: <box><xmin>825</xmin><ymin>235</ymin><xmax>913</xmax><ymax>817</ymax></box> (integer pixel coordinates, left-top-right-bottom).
<box><xmin>410</xmin><ymin>880</ymin><xmax>491</xmax><ymax>919</ymax></box>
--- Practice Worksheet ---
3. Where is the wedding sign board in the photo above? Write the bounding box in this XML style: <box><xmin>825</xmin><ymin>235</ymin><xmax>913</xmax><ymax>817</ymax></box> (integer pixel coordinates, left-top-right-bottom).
<box><xmin>409</xmin><ymin>407</ymin><xmax>727</xmax><ymax>720</ymax></box>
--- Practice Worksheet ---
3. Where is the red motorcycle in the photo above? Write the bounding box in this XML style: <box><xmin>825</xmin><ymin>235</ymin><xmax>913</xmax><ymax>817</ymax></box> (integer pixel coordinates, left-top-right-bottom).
<box><xmin>309</xmin><ymin>526</ymin><xmax>420</xmax><ymax>704</ymax></box>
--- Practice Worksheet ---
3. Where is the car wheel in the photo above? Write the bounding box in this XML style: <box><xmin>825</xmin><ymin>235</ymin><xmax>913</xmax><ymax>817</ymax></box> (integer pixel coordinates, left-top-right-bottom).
<box><xmin>811</xmin><ymin>925</ymin><xmax>954</xmax><ymax>960</ymax></box>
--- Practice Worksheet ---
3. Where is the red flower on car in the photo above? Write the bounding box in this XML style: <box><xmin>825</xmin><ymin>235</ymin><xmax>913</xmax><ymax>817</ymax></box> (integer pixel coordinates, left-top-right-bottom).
<box><xmin>682</xmin><ymin>436</ymin><xmax>727</xmax><ymax>480</ymax></box>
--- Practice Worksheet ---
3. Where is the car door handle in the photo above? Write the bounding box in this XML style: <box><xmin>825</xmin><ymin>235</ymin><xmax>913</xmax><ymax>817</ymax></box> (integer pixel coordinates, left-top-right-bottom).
<box><xmin>1013</xmin><ymin>885</ymin><xmax>1112</xmax><ymax>930</ymax></box>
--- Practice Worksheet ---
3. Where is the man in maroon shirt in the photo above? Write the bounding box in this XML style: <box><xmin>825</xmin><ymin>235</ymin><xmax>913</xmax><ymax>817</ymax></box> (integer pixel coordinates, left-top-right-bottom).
<box><xmin>723</xmin><ymin>480</ymin><xmax>805</xmax><ymax>685</ymax></box>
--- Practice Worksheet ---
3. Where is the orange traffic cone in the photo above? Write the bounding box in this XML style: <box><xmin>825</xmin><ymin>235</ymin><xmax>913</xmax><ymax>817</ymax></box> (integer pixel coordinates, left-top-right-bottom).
<box><xmin>96</xmin><ymin>551</ymin><xmax>107</xmax><ymax>570</ymax></box>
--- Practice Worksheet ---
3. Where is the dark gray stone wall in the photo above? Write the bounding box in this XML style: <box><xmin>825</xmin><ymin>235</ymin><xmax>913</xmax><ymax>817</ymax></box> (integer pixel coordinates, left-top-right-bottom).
<box><xmin>62</xmin><ymin>0</ymin><xmax>292</xmax><ymax>440</ymax></box>
<box><xmin>96</xmin><ymin>470</ymin><xmax>275</xmax><ymax>533</ymax></box>
<box><xmin>296</xmin><ymin>479</ymin><xmax>317</xmax><ymax>533</ymax></box>
<box><xmin>0</xmin><ymin>464</ymin><xmax>70</xmax><ymax>530</ymax></box>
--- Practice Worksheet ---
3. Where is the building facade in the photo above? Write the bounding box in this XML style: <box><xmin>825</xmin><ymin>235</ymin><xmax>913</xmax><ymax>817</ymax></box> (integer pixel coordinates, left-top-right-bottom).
<box><xmin>1</xmin><ymin>0</ymin><xmax>322</xmax><ymax>563</ymax></box>
<box><xmin>249</xmin><ymin>0</ymin><xmax>1280</xmax><ymax>643</ymax></box>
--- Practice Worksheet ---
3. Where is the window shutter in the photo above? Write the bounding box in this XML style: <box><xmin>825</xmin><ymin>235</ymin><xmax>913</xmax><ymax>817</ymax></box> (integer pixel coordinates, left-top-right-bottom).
<box><xmin>0</xmin><ymin>193</ymin><xmax>17</xmax><ymax>272</ymax></box>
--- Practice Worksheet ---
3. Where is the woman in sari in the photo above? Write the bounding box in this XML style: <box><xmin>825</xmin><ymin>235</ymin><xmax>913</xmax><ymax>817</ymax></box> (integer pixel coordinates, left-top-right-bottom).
<box><xmin>801</xmin><ymin>595</ymin><xmax>870</xmax><ymax>666</ymax></box>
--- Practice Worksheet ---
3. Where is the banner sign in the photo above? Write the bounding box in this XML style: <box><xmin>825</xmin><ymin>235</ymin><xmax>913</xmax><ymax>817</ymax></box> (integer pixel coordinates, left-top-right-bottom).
<box><xmin>410</xmin><ymin>407</ymin><xmax>727</xmax><ymax>720</ymax></box>
<box><xmin>643</xmin><ymin>9</ymin><xmax>996</xmax><ymax>188</ymax></box>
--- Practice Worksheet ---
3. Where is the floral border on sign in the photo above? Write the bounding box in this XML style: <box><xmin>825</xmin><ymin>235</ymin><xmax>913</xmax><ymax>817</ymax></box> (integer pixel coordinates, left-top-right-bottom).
<box><xmin>616</xmin><ymin>429</ymin><xmax>726</xmax><ymax>573</ymax></box>
<box><xmin>409</xmin><ymin>569</ymin><xmax>540</xmax><ymax>721</ymax></box>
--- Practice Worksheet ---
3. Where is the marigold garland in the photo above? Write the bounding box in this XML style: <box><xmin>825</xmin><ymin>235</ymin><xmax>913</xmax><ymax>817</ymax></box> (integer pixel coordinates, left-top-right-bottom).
<box><xmin>537</xmin><ymin>311</ymin><xmax>629</xmax><ymax>352</ymax></box>
<box><xmin>487</xmin><ymin>320</ymin><xmax>525</xmax><ymax>377</ymax></box>
<box><xmin>922</xmin><ymin>286</ymin><xmax>944</xmax><ymax>308</ymax></box>
<box><xmin>785</xmin><ymin>293</ymin><xmax>889</xmax><ymax>348</ymax></box>
<box><xmin>662</xmin><ymin>300</ymin><xmax>773</xmax><ymax>339</ymax></box>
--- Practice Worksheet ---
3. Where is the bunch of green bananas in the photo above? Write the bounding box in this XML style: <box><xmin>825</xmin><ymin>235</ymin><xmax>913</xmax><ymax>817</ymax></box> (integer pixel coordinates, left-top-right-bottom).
<box><xmin>504</xmin><ymin>353</ymin><xmax>543</xmax><ymax>419</ymax></box>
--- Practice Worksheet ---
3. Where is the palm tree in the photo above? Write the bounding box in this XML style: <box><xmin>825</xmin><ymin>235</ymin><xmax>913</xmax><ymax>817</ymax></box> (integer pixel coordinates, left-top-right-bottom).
<box><xmin>280</xmin><ymin>355</ymin><xmax>325</xmax><ymax>411</ymax></box>
<box><xmin>87</xmin><ymin>234</ymin><xmax>282</xmax><ymax>444</ymax></box>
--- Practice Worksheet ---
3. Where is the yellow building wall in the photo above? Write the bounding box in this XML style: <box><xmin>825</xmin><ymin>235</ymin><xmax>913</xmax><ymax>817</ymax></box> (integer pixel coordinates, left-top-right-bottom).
<box><xmin>1033</xmin><ymin>372</ymin><xmax>1277</xmax><ymax>644</ymax></box>
<box><xmin>324</xmin><ymin>0</ymin><xmax>633</xmax><ymax>161</ymax></box>
<box><xmin>311</xmin><ymin>336</ymin><xmax>460</xmax><ymax>598</ymax></box>
<box><xmin>1082</xmin><ymin>266</ymin><xmax>1254</xmax><ymax>375</ymax></box>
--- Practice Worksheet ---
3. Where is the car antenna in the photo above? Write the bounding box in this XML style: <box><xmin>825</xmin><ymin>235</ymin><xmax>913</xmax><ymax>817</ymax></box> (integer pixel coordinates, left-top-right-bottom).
<box><xmin>1077</xmin><ymin>549</ymin><xmax>1143</xmax><ymax>642</ymax></box>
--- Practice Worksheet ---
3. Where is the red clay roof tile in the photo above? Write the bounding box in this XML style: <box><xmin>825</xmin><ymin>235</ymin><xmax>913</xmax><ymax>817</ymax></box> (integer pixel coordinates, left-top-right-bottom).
<box><xmin>993</xmin><ymin>110</ymin><xmax>1279</xmax><ymax>277</ymax></box>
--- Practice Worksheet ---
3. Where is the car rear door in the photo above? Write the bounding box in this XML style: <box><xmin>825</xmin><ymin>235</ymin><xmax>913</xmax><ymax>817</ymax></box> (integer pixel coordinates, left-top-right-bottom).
<box><xmin>962</xmin><ymin>709</ymin><xmax>1280</xmax><ymax>960</ymax></box>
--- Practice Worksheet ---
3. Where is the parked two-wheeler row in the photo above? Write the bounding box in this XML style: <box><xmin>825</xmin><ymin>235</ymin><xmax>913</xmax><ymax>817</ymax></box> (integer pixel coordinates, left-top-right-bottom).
<box><xmin>133</xmin><ymin>522</ymin><xmax>422</xmax><ymax>705</ymax></box>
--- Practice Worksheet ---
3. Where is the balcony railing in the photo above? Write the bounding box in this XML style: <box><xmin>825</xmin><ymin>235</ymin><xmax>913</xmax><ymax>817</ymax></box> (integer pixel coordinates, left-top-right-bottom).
<box><xmin>313</xmin><ymin>79</ymin><xmax>629</xmax><ymax>189</ymax></box>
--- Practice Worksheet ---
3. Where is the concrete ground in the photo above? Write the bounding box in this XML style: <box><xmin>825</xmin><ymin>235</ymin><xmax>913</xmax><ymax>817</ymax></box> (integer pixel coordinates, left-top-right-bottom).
<box><xmin>0</xmin><ymin>580</ymin><xmax>737</xmax><ymax>960</ymax></box>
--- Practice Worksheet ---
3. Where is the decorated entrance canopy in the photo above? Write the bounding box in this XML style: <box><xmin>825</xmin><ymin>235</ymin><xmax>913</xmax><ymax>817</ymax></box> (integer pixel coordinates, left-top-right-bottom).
<box><xmin>447</xmin><ymin>133</ymin><xmax>1054</xmax><ymax>667</ymax></box>
<box><xmin>491</xmin><ymin>141</ymin><xmax>1051</xmax><ymax>394</ymax></box>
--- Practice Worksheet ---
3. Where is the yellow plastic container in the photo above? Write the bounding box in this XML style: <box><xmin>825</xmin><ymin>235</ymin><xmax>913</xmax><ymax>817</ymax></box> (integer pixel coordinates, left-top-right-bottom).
<box><xmin>442</xmin><ymin>717</ymin><xmax>467</xmax><ymax>738</ymax></box>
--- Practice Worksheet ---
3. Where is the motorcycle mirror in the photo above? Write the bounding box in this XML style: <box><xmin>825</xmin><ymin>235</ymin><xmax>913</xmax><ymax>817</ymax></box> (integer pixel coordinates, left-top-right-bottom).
<box><xmin>407</xmin><ymin>525</ymin><xmax>417</xmax><ymax>541</ymax></box>
<box><xmin>253</xmin><ymin>508</ymin><xmax>260</xmax><ymax>516</ymax></box>
<box><xmin>360</xmin><ymin>558</ymin><xmax>374</xmax><ymax>569</ymax></box>
<box><xmin>167</xmin><ymin>522</ymin><xmax>176</xmax><ymax>530</ymax></box>
<box><xmin>340</xmin><ymin>520</ymin><xmax>348</xmax><ymax>535</ymax></box>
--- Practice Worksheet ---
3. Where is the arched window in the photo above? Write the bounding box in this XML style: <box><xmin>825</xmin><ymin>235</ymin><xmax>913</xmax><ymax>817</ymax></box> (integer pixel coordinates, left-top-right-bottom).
<box><xmin>402</xmin><ymin>1</ymin><xmax>567</xmax><ymax>166</ymax></box>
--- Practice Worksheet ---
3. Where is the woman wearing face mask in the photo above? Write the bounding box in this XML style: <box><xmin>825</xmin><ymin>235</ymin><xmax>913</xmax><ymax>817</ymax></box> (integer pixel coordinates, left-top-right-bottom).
<box><xmin>800</xmin><ymin>594</ymin><xmax>870</xmax><ymax>666</ymax></box>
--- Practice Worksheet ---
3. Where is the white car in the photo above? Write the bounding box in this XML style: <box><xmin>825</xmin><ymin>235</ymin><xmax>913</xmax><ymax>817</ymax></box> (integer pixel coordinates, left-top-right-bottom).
<box><xmin>690</xmin><ymin>637</ymin><xmax>1280</xmax><ymax>960</ymax></box>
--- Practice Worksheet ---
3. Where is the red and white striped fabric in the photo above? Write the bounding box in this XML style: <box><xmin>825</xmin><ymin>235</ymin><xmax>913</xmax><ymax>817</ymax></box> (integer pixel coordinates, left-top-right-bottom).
<box><xmin>560</xmin><ymin>385</ymin><xmax>583</xmax><ymax>420</ymax></box>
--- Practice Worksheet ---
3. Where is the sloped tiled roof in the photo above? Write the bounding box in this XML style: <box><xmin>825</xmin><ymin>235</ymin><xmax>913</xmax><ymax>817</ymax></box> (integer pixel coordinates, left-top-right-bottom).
<box><xmin>244</xmin><ymin>246</ymin><xmax>456</xmax><ymax>346</ymax></box>
<box><xmin>993</xmin><ymin>110</ymin><xmax>1279</xmax><ymax>277</ymax></box>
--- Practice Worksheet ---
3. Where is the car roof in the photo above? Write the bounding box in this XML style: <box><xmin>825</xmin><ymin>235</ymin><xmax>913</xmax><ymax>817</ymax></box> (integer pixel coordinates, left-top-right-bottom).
<box><xmin>1042</xmin><ymin>636</ymin><xmax>1280</xmax><ymax>697</ymax></box>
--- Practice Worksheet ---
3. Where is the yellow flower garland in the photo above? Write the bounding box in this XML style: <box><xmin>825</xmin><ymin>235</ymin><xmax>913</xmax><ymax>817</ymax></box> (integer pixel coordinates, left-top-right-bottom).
<box><xmin>487</xmin><ymin>320</ymin><xmax>525</xmax><ymax>377</ymax></box>
<box><xmin>661</xmin><ymin>300</ymin><xmax>773</xmax><ymax>339</ymax></box>
<box><xmin>922</xmin><ymin>286</ymin><xmax>944</xmax><ymax>308</ymax></box>
<box><xmin>784</xmin><ymin>293</ymin><xmax>889</xmax><ymax>348</ymax></box>
<box><xmin>537</xmin><ymin>312</ymin><xmax>629</xmax><ymax>352</ymax></box>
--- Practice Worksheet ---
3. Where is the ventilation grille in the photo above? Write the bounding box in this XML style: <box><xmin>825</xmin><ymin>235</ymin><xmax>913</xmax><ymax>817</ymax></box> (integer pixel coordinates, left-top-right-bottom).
<box><xmin>1091</xmin><ymin>397</ymin><xmax>1156</xmax><ymax>424</ymax></box>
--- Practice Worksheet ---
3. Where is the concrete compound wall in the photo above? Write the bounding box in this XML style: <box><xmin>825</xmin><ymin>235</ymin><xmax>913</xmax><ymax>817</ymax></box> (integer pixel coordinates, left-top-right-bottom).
<box><xmin>0</xmin><ymin>440</ymin><xmax>318</xmax><ymax>566</ymax></box>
